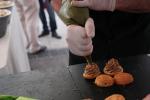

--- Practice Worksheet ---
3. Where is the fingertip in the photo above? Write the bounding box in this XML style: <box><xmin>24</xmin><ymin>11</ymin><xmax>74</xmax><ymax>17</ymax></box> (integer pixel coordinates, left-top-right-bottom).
<box><xmin>84</xmin><ymin>45</ymin><xmax>93</xmax><ymax>56</ymax></box>
<box><xmin>85</xmin><ymin>18</ymin><xmax>95</xmax><ymax>38</ymax></box>
<box><xmin>88</xmin><ymin>18</ymin><xmax>94</xmax><ymax>23</ymax></box>
<box><xmin>70</xmin><ymin>1</ymin><xmax>73</xmax><ymax>6</ymax></box>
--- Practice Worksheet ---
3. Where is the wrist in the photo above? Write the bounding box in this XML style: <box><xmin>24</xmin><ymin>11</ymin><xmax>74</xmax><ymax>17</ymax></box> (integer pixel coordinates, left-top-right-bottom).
<box><xmin>92</xmin><ymin>0</ymin><xmax>116</xmax><ymax>11</ymax></box>
<box><xmin>107</xmin><ymin>0</ymin><xmax>116</xmax><ymax>11</ymax></box>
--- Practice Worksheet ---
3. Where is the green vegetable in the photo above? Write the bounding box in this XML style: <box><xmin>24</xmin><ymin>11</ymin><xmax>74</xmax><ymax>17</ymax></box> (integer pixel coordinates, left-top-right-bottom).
<box><xmin>58</xmin><ymin>0</ymin><xmax>89</xmax><ymax>26</ymax></box>
<box><xmin>0</xmin><ymin>95</ymin><xmax>17</xmax><ymax>100</ymax></box>
<box><xmin>0</xmin><ymin>95</ymin><xmax>38</xmax><ymax>100</ymax></box>
<box><xmin>16</xmin><ymin>96</ymin><xmax>37</xmax><ymax>100</ymax></box>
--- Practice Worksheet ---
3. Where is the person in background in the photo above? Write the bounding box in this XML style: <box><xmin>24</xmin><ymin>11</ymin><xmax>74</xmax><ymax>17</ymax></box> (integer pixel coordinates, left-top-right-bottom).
<box><xmin>38</xmin><ymin>0</ymin><xmax>61</xmax><ymax>39</ymax></box>
<box><xmin>14</xmin><ymin>0</ymin><xmax>46</xmax><ymax>54</ymax></box>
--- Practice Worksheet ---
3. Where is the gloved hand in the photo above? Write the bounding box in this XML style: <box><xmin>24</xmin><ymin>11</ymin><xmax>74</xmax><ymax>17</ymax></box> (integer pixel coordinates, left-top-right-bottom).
<box><xmin>66</xmin><ymin>18</ymin><xmax>95</xmax><ymax>56</ymax></box>
<box><xmin>71</xmin><ymin>0</ymin><xmax>116</xmax><ymax>11</ymax></box>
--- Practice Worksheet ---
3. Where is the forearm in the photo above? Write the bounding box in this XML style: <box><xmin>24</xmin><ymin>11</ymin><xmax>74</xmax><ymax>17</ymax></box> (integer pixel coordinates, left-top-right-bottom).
<box><xmin>116</xmin><ymin>0</ymin><xmax>150</xmax><ymax>13</ymax></box>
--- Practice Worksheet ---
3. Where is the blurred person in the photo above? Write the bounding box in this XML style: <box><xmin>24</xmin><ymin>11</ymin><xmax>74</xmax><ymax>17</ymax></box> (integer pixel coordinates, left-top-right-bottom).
<box><xmin>14</xmin><ymin>0</ymin><xmax>46</xmax><ymax>54</ymax></box>
<box><xmin>38</xmin><ymin>0</ymin><xmax>61</xmax><ymax>39</ymax></box>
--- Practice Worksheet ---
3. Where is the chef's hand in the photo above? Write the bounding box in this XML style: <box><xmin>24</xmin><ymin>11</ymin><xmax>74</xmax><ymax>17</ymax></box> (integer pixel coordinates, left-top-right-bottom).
<box><xmin>143</xmin><ymin>94</ymin><xmax>150</xmax><ymax>100</ymax></box>
<box><xmin>71</xmin><ymin>0</ymin><xmax>116</xmax><ymax>11</ymax></box>
<box><xmin>66</xmin><ymin>18</ymin><xmax>95</xmax><ymax>56</ymax></box>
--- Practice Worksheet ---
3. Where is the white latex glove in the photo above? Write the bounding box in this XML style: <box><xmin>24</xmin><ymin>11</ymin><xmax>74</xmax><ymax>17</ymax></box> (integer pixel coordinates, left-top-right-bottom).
<box><xmin>71</xmin><ymin>0</ymin><xmax>116</xmax><ymax>11</ymax></box>
<box><xmin>143</xmin><ymin>94</ymin><xmax>150</xmax><ymax>100</ymax></box>
<box><xmin>66</xmin><ymin>18</ymin><xmax>95</xmax><ymax>56</ymax></box>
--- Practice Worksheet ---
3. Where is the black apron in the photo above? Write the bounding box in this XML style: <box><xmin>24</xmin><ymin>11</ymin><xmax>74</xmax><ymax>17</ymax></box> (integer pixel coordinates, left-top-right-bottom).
<box><xmin>69</xmin><ymin>10</ymin><xmax>150</xmax><ymax>65</ymax></box>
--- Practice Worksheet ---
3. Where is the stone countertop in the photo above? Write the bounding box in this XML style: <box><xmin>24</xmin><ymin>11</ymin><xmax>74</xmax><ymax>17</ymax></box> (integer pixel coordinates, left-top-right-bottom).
<box><xmin>1</xmin><ymin>55</ymin><xmax>150</xmax><ymax>100</ymax></box>
<box><xmin>68</xmin><ymin>55</ymin><xmax>150</xmax><ymax>100</ymax></box>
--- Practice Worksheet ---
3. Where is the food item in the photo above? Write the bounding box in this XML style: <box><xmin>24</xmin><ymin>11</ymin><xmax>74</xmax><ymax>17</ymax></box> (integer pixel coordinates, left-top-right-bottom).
<box><xmin>83</xmin><ymin>63</ymin><xmax>101</xmax><ymax>79</ymax></box>
<box><xmin>0</xmin><ymin>1</ymin><xmax>14</xmax><ymax>9</ymax></box>
<box><xmin>104</xmin><ymin>58</ymin><xmax>123</xmax><ymax>76</ymax></box>
<box><xmin>114</xmin><ymin>72</ymin><xmax>134</xmax><ymax>86</ymax></box>
<box><xmin>105</xmin><ymin>94</ymin><xmax>125</xmax><ymax>100</ymax></box>
<box><xmin>95</xmin><ymin>74</ymin><xmax>114</xmax><ymax>87</ymax></box>
<box><xmin>58</xmin><ymin>0</ymin><xmax>89</xmax><ymax>26</ymax></box>
<box><xmin>0</xmin><ymin>95</ymin><xmax>36</xmax><ymax>100</ymax></box>
<box><xmin>0</xmin><ymin>9</ymin><xmax>10</xmax><ymax>17</ymax></box>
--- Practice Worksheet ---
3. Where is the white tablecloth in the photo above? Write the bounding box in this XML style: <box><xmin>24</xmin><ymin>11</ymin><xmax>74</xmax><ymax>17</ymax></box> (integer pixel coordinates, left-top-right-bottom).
<box><xmin>0</xmin><ymin>7</ymin><xmax>30</xmax><ymax>75</ymax></box>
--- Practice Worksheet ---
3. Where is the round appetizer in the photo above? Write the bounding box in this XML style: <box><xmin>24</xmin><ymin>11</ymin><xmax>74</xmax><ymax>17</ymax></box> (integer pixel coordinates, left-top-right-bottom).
<box><xmin>105</xmin><ymin>94</ymin><xmax>125</xmax><ymax>100</ymax></box>
<box><xmin>104</xmin><ymin>58</ymin><xmax>123</xmax><ymax>76</ymax></box>
<box><xmin>114</xmin><ymin>72</ymin><xmax>134</xmax><ymax>86</ymax></box>
<box><xmin>83</xmin><ymin>63</ymin><xmax>101</xmax><ymax>79</ymax></box>
<box><xmin>95</xmin><ymin>74</ymin><xmax>114</xmax><ymax>87</ymax></box>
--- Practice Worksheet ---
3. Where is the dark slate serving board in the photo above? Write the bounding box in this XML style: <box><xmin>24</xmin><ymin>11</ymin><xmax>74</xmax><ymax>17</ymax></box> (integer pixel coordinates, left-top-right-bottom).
<box><xmin>68</xmin><ymin>55</ymin><xmax>150</xmax><ymax>100</ymax></box>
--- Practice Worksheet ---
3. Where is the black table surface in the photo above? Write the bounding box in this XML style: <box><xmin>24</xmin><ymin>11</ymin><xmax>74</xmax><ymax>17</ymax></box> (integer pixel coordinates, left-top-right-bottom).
<box><xmin>68</xmin><ymin>55</ymin><xmax>150</xmax><ymax>100</ymax></box>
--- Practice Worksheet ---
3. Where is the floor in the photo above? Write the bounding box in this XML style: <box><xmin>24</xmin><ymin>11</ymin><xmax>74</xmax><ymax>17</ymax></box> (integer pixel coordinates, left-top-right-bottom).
<box><xmin>28</xmin><ymin>10</ymin><xmax>70</xmax><ymax>73</ymax></box>
<box><xmin>27</xmin><ymin>10</ymin><xmax>70</xmax><ymax>69</ymax></box>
